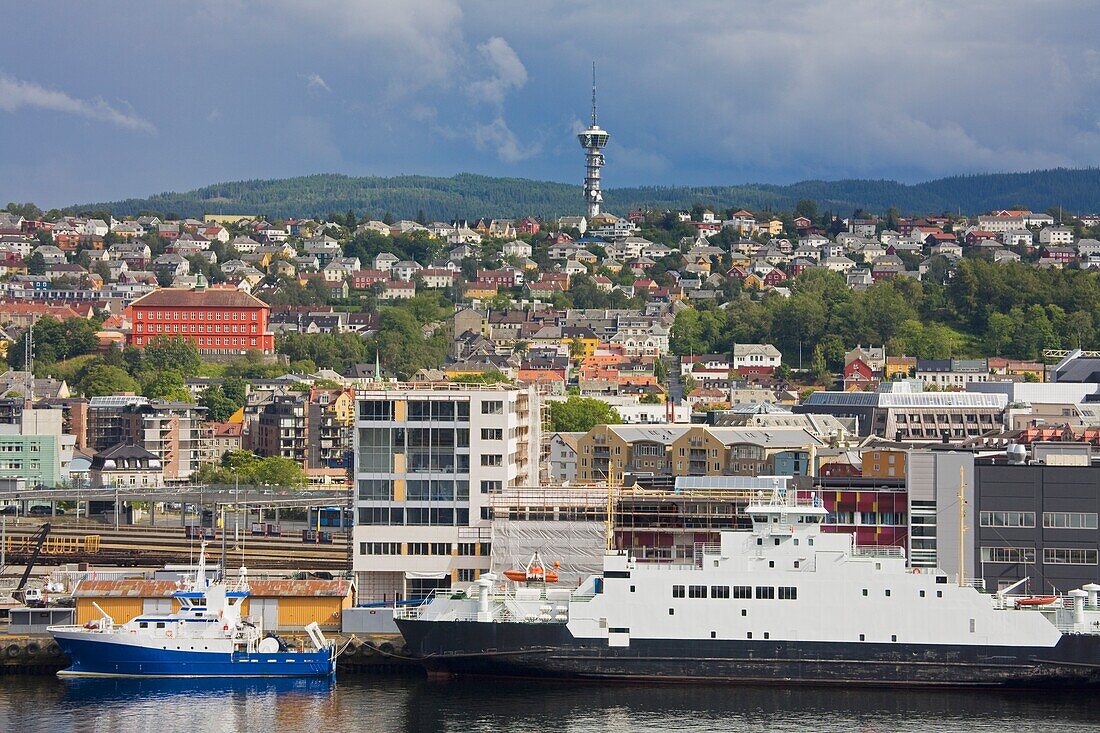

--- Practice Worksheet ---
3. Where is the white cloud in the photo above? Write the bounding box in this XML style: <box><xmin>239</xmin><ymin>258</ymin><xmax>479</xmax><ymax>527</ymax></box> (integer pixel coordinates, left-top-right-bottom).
<box><xmin>300</xmin><ymin>72</ymin><xmax>332</xmax><ymax>93</ymax></box>
<box><xmin>0</xmin><ymin>73</ymin><xmax>155</xmax><ymax>133</ymax></box>
<box><xmin>474</xmin><ymin>117</ymin><xmax>540</xmax><ymax>163</ymax></box>
<box><xmin>467</xmin><ymin>37</ymin><xmax>528</xmax><ymax>106</ymax></box>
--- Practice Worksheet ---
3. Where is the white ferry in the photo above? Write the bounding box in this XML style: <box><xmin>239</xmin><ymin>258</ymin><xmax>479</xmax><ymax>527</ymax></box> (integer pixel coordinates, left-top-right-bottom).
<box><xmin>48</xmin><ymin>545</ymin><xmax>336</xmax><ymax>678</ymax></box>
<box><xmin>396</xmin><ymin>491</ymin><xmax>1100</xmax><ymax>686</ymax></box>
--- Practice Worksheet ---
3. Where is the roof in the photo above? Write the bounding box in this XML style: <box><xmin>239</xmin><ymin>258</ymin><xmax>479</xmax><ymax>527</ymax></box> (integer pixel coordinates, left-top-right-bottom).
<box><xmin>130</xmin><ymin>288</ymin><xmax>268</xmax><ymax>309</ymax></box>
<box><xmin>73</xmin><ymin>579</ymin><xmax>353</xmax><ymax>598</ymax></box>
<box><xmin>95</xmin><ymin>443</ymin><xmax>159</xmax><ymax>461</ymax></box>
<box><xmin>802</xmin><ymin>390</ymin><xmax>1007</xmax><ymax>409</ymax></box>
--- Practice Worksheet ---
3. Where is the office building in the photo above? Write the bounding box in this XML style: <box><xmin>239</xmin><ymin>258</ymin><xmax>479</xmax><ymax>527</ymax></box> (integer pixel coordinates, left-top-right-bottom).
<box><xmin>352</xmin><ymin>384</ymin><xmax>540</xmax><ymax>601</ymax></box>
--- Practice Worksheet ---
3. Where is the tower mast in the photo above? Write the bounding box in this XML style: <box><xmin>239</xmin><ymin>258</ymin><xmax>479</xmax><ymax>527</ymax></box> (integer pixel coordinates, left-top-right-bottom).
<box><xmin>578</xmin><ymin>63</ymin><xmax>610</xmax><ymax>220</ymax></box>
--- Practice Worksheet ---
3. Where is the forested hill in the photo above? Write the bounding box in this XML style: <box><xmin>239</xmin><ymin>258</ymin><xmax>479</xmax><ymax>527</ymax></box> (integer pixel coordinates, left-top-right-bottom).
<box><xmin>70</xmin><ymin>168</ymin><xmax>1100</xmax><ymax>221</ymax></box>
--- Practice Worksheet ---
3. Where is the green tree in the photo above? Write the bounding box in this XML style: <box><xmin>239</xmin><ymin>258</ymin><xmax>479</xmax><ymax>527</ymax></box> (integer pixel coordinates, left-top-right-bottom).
<box><xmin>795</xmin><ymin>199</ymin><xmax>818</xmax><ymax>222</ymax></box>
<box><xmin>199</xmin><ymin>385</ymin><xmax>238</xmax><ymax>422</ymax></box>
<box><xmin>548</xmin><ymin>396</ymin><xmax>623</xmax><ymax>432</ymax></box>
<box><xmin>142</xmin><ymin>369</ymin><xmax>192</xmax><ymax>402</ymax></box>
<box><xmin>25</xmin><ymin>251</ymin><xmax>46</xmax><ymax>276</ymax></box>
<box><xmin>144</xmin><ymin>336</ymin><xmax>201</xmax><ymax>374</ymax></box>
<box><xmin>252</xmin><ymin>456</ymin><xmax>306</xmax><ymax>488</ymax></box>
<box><xmin>222</xmin><ymin>376</ymin><xmax>247</xmax><ymax>406</ymax></box>
<box><xmin>80</xmin><ymin>364</ymin><xmax>140</xmax><ymax>397</ymax></box>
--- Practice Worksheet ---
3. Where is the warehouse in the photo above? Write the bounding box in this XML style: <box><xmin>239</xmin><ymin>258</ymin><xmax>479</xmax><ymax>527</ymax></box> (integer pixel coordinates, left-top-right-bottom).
<box><xmin>72</xmin><ymin>578</ymin><xmax>353</xmax><ymax>631</ymax></box>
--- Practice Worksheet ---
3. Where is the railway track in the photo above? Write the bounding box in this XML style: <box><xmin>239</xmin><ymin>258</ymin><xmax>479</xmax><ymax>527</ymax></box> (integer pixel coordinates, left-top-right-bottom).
<box><xmin>1</xmin><ymin>521</ymin><xmax>349</xmax><ymax>572</ymax></box>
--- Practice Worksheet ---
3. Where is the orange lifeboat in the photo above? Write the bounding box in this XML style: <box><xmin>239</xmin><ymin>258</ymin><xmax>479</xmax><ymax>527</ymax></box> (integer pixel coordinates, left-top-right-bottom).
<box><xmin>503</xmin><ymin>552</ymin><xmax>560</xmax><ymax>583</ymax></box>
<box><xmin>1015</xmin><ymin>596</ymin><xmax>1058</xmax><ymax>607</ymax></box>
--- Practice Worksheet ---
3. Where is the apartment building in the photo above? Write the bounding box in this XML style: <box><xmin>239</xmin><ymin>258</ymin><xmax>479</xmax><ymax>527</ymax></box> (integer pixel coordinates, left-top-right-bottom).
<box><xmin>352</xmin><ymin>384</ymin><xmax>540</xmax><ymax>601</ymax></box>
<box><xmin>574</xmin><ymin>424</ymin><xmax>821</xmax><ymax>483</ymax></box>
<box><xmin>86</xmin><ymin>396</ymin><xmax>205</xmax><ymax>482</ymax></box>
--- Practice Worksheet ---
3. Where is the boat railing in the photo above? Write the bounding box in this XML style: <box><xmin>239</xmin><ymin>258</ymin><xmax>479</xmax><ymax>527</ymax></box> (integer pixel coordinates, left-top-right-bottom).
<box><xmin>850</xmin><ymin>545</ymin><xmax>905</xmax><ymax>559</ymax></box>
<box><xmin>693</xmin><ymin>542</ymin><xmax>722</xmax><ymax>566</ymax></box>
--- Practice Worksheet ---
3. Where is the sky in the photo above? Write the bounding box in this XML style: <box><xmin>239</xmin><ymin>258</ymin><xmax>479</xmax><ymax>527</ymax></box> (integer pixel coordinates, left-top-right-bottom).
<box><xmin>1</xmin><ymin>1</ymin><xmax>1099</xmax><ymax>208</ymax></box>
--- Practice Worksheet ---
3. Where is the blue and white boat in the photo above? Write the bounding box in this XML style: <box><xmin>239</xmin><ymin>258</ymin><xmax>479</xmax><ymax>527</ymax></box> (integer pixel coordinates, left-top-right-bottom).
<box><xmin>48</xmin><ymin>544</ymin><xmax>337</xmax><ymax>678</ymax></box>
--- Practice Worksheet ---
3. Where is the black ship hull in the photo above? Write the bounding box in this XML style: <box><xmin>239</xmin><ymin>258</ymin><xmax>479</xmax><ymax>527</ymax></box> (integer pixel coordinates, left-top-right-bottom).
<box><xmin>396</xmin><ymin>619</ymin><xmax>1100</xmax><ymax>687</ymax></box>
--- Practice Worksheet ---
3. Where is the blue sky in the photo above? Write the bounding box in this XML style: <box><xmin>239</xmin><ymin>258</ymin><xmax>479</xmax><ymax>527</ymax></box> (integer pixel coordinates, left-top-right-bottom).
<box><xmin>1</xmin><ymin>1</ymin><xmax>1098</xmax><ymax>208</ymax></box>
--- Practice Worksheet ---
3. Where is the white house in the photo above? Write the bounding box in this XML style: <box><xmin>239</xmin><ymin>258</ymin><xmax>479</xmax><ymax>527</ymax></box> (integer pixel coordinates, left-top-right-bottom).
<box><xmin>1039</xmin><ymin>226</ymin><xmax>1074</xmax><ymax>246</ymax></box>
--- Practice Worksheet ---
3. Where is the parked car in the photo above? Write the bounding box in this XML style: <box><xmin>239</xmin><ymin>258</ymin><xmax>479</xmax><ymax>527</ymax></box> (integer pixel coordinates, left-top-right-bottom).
<box><xmin>0</xmin><ymin>505</ymin><xmax>18</xmax><ymax>516</ymax></box>
<box><xmin>28</xmin><ymin>505</ymin><xmax>64</xmax><ymax>516</ymax></box>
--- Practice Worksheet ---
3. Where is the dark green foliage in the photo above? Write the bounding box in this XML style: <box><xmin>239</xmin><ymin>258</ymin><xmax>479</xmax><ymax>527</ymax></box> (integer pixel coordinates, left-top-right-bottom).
<box><xmin>10</xmin><ymin>316</ymin><xmax>101</xmax><ymax>369</ymax></box>
<box><xmin>199</xmin><ymin>385</ymin><xmax>240</xmax><ymax>422</ymax></box>
<box><xmin>143</xmin><ymin>336</ymin><xmax>202</xmax><ymax>374</ymax></box>
<box><xmin>66</xmin><ymin>168</ymin><xmax>1100</xmax><ymax>220</ymax></box>
<box><xmin>673</xmin><ymin>262</ymin><xmax>1100</xmax><ymax>364</ymax></box>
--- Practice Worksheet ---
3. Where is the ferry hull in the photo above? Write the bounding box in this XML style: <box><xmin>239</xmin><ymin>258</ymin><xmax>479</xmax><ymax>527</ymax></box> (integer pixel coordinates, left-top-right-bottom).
<box><xmin>397</xmin><ymin>619</ymin><xmax>1100</xmax><ymax>688</ymax></box>
<box><xmin>50</xmin><ymin>632</ymin><xmax>335</xmax><ymax>678</ymax></box>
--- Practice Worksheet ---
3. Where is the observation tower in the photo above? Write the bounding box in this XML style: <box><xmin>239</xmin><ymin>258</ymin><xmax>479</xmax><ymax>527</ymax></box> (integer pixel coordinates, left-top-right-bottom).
<box><xmin>578</xmin><ymin>64</ymin><xmax>610</xmax><ymax>219</ymax></box>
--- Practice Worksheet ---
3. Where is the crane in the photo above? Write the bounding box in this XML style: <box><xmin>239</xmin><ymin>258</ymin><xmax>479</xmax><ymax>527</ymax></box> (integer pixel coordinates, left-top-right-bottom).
<box><xmin>13</xmin><ymin>523</ymin><xmax>51</xmax><ymax>606</ymax></box>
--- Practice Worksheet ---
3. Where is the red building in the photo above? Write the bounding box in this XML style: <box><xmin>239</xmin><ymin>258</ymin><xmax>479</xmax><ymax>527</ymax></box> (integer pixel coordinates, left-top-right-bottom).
<box><xmin>126</xmin><ymin>286</ymin><xmax>275</xmax><ymax>354</ymax></box>
<box><xmin>843</xmin><ymin>358</ymin><xmax>876</xmax><ymax>389</ymax></box>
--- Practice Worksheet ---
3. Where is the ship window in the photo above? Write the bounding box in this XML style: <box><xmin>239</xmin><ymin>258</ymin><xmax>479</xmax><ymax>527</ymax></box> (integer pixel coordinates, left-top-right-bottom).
<box><xmin>937</xmin><ymin>591</ymin><xmax>943</xmax><ymax>598</ymax></box>
<box><xmin>774</xmin><ymin>538</ymin><xmax>780</xmax><ymax>546</ymax></box>
<box><xmin>969</xmin><ymin>619</ymin><xmax>975</xmax><ymax>633</ymax></box>
<box><xmin>793</xmin><ymin>561</ymin><xmax>800</xmax><ymax>569</ymax></box>
<box><xmin>892</xmin><ymin>635</ymin><xmax>898</xmax><ymax>642</ymax></box>
<box><xmin>156</xmin><ymin>622</ymin><xmax>165</xmax><ymax>628</ymax></box>
<box><xmin>808</xmin><ymin>539</ymin><xmax>814</xmax><ymax>546</ymax></box>
<box><xmin>778</xmin><ymin>587</ymin><xmax>797</xmax><ymax>600</ymax></box>
<box><xmin>755</xmin><ymin>586</ymin><xmax>775</xmax><ymax>600</ymax></box>
<box><xmin>919</xmin><ymin>590</ymin><xmax>926</xmax><ymax>598</ymax></box>
<box><xmin>859</xmin><ymin>634</ymin><xmax>865</xmax><ymax>641</ymax></box>
<box><xmin>885</xmin><ymin>589</ymin><xmax>891</xmax><ymax>597</ymax></box>
<box><xmin>741</xmin><ymin>609</ymin><xmax>747</xmax><ymax>616</ymax></box>
<box><xmin>689</xmin><ymin>585</ymin><xmax>707</xmax><ymax>599</ymax></box>
<box><xmin>711</xmin><ymin>631</ymin><xmax>716</xmax><ymax>639</ymax></box>
<box><xmin>862</xmin><ymin>589</ymin><xmax>868</xmax><ymax>596</ymax></box>
<box><xmin>763</xmin><ymin>632</ymin><xmax>770</xmax><ymax>640</ymax></box>
<box><xmin>139</xmin><ymin>622</ymin><xmax>148</xmax><ymax>628</ymax></box>
<box><xmin>672</xmin><ymin>585</ymin><xmax>685</xmax><ymax>598</ymax></box>
<box><xmin>757</xmin><ymin>539</ymin><xmax>763</xmax><ymax>546</ymax></box>
<box><xmin>733</xmin><ymin>586</ymin><xmax>752</xmax><ymax>599</ymax></box>
<box><xmin>936</xmin><ymin>576</ymin><xmax>947</xmax><ymax>584</ymax></box>
<box><xmin>630</xmin><ymin>585</ymin><xmax>635</xmax><ymax>593</ymax></box>
<box><xmin>769</xmin><ymin>561</ymin><xmax>775</xmax><ymax>568</ymax></box>
<box><xmin>669</xmin><ymin>608</ymin><xmax>674</xmax><ymax>615</ymax></box>
<box><xmin>793</xmin><ymin>539</ymin><xmax>799</xmax><ymax>546</ymax></box>
<box><xmin>747</xmin><ymin>632</ymin><xmax>752</xmax><ymax>639</ymax></box>
<box><xmin>711</xmin><ymin>585</ymin><xmax>730</xmax><ymax>599</ymax></box>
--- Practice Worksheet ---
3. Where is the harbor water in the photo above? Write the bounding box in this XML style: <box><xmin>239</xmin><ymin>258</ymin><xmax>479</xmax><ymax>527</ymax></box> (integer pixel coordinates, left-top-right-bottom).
<box><xmin>2</xmin><ymin>674</ymin><xmax>1100</xmax><ymax>733</ymax></box>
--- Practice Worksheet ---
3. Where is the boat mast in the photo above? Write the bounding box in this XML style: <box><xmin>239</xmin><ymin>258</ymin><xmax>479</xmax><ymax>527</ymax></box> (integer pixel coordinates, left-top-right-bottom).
<box><xmin>605</xmin><ymin>465</ymin><xmax>618</xmax><ymax>553</ymax></box>
<box><xmin>958</xmin><ymin>465</ymin><xmax>967</xmax><ymax>588</ymax></box>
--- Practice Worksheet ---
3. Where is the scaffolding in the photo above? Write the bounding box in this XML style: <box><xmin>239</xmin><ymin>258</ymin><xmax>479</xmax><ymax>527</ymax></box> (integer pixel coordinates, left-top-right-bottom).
<box><xmin>488</xmin><ymin>484</ymin><xmax>767</xmax><ymax>570</ymax></box>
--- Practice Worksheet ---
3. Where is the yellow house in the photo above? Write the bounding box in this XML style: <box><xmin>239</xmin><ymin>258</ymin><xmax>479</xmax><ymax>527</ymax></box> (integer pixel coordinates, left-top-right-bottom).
<box><xmin>73</xmin><ymin>579</ymin><xmax>354</xmax><ymax>631</ymax></box>
<box><xmin>884</xmin><ymin>356</ymin><xmax>916</xmax><ymax>379</ymax></box>
<box><xmin>561</xmin><ymin>336</ymin><xmax>599</xmax><ymax>358</ymax></box>
<box><xmin>464</xmin><ymin>283</ymin><xmax>499</xmax><ymax>300</ymax></box>
<box><xmin>767</xmin><ymin>219</ymin><xmax>784</xmax><ymax>235</ymax></box>
<box><xmin>742</xmin><ymin>273</ymin><xmax>766</xmax><ymax>290</ymax></box>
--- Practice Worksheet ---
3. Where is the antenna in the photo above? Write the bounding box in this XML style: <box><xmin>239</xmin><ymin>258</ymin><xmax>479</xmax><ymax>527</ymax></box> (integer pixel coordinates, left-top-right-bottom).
<box><xmin>591</xmin><ymin>62</ymin><xmax>597</xmax><ymax>127</ymax></box>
